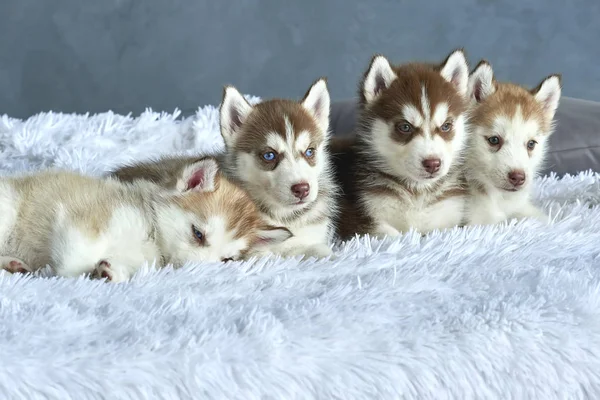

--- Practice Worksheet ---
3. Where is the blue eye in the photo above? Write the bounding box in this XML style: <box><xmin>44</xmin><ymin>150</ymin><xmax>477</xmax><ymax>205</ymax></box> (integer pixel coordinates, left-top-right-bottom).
<box><xmin>192</xmin><ymin>225</ymin><xmax>204</xmax><ymax>244</ymax></box>
<box><xmin>304</xmin><ymin>148</ymin><xmax>315</xmax><ymax>158</ymax></box>
<box><xmin>440</xmin><ymin>122</ymin><xmax>453</xmax><ymax>132</ymax></box>
<box><xmin>262</xmin><ymin>151</ymin><xmax>276</xmax><ymax>162</ymax></box>
<box><xmin>487</xmin><ymin>136</ymin><xmax>501</xmax><ymax>146</ymax></box>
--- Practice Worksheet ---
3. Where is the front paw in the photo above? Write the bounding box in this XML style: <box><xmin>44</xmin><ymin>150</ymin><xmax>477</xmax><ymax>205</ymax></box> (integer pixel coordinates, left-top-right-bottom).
<box><xmin>0</xmin><ymin>256</ymin><xmax>32</xmax><ymax>274</ymax></box>
<box><xmin>517</xmin><ymin>207</ymin><xmax>549</xmax><ymax>224</ymax></box>
<box><xmin>371</xmin><ymin>222</ymin><xmax>401</xmax><ymax>239</ymax></box>
<box><xmin>91</xmin><ymin>260</ymin><xmax>129</xmax><ymax>283</ymax></box>
<box><xmin>303</xmin><ymin>244</ymin><xmax>333</xmax><ymax>259</ymax></box>
<box><xmin>280</xmin><ymin>244</ymin><xmax>333</xmax><ymax>260</ymax></box>
<box><xmin>464</xmin><ymin>211</ymin><xmax>506</xmax><ymax>227</ymax></box>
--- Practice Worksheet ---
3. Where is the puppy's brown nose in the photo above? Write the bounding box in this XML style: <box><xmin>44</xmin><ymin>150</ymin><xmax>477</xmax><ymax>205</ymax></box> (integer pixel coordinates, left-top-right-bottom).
<box><xmin>291</xmin><ymin>182</ymin><xmax>310</xmax><ymax>200</ymax></box>
<box><xmin>508</xmin><ymin>170</ymin><xmax>526</xmax><ymax>187</ymax></box>
<box><xmin>422</xmin><ymin>158</ymin><xmax>441</xmax><ymax>174</ymax></box>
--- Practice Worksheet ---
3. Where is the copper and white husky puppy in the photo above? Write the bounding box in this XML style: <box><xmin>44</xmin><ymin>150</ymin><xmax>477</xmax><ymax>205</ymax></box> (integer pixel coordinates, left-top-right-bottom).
<box><xmin>332</xmin><ymin>49</ymin><xmax>471</xmax><ymax>240</ymax></box>
<box><xmin>463</xmin><ymin>60</ymin><xmax>561</xmax><ymax>225</ymax></box>
<box><xmin>0</xmin><ymin>158</ymin><xmax>291</xmax><ymax>282</ymax></box>
<box><xmin>112</xmin><ymin>79</ymin><xmax>338</xmax><ymax>259</ymax></box>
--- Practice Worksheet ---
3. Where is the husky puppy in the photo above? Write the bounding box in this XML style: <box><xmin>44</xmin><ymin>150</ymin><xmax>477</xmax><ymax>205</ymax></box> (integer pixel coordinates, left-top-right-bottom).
<box><xmin>112</xmin><ymin>79</ymin><xmax>338</xmax><ymax>259</ymax></box>
<box><xmin>463</xmin><ymin>60</ymin><xmax>562</xmax><ymax>225</ymax></box>
<box><xmin>332</xmin><ymin>49</ymin><xmax>471</xmax><ymax>240</ymax></box>
<box><xmin>0</xmin><ymin>157</ymin><xmax>291</xmax><ymax>282</ymax></box>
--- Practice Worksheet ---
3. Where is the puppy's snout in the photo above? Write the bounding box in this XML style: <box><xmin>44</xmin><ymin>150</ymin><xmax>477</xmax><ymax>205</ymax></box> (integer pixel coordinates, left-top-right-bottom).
<box><xmin>291</xmin><ymin>182</ymin><xmax>310</xmax><ymax>200</ymax></box>
<box><xmin>507</xmin><ymin>170</ymin><xmax>526</xmax><ymax>187</ymax></box>
<box><xmin>422</xmin><ymin>158</ymin><xmax>441</xmax><ymax>174</ymax></box>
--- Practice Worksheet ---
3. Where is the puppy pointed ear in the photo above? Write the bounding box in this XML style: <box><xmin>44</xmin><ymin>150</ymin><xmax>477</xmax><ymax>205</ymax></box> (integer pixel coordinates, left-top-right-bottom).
<box><xmin>220</xmin><ymin>85</ymin><xmax>253</xmax><ymax>147</ymax></box>
<box><xmin>440</xmin><ymin>49</ymin><xmax>469</xmax><ymax>97</ymax></box>
<box><xmin>531</xmin><ymin>74</ymin><xmax>562</xmax><ymax>121</ymax></box>
<box><xmin>302</xmin><ymin>78</ymin><xmax>331</xmax><ymax>135</ymax></box>
<box><xmin>254</xmin><ymin>226</ymin><xmax>293</xmax><ymax>247</ymax></box>
<box><xmin>467</xmin><ymin>60</ymin><xmax>496</xmax><ymax>103</ymax></box>
<box><xmin>361</xmin><ymin>55</ymin><xmax>397</xmax><ymax>104</ymax></box>
<box><xmin>176</xmin><ymin>157</ymin><xmax>220</xmax><ymax>193</ymax></box>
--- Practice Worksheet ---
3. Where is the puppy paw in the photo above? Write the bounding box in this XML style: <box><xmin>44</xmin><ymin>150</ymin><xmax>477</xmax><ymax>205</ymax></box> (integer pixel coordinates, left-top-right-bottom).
<box><xmin>514</xmin><ymin>206</ymin><xmax>549</xmax><ymax>224</ymax></box>
<box><xmin>372</xmin><ymin>222</ymin><xmax>401</xmax><ymax>239</ymax></box>
<box><xmin>0</xmin><ymin>256</ymin><xmax>32</xmax><ymax>274</ymax></box>
<box><xmin>91</xmin><ymin>260</ymin><xmax>129</xmax><ymax>283</ymax></box>
<box><xmin>303</xmin><ymin>244</ymin><xmax>333</xmax><ymax>259</ymax></box>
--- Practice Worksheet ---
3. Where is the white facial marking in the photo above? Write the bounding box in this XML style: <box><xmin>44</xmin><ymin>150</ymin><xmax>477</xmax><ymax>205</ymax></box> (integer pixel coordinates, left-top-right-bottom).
<box><xmin>433</xmin><ymin>103</ymin><xmax>449</xmax><ymax>127</ymax></box>
<box><xmin>469</xmin><ymin>105</ymin><xmax>546</xmax><ymax>192</ymax></box>
<box><xmin>235</xmin><ymin>117</ymin><xmax>324</xmax><ymax>218</ymax></box>
<box><xmin>284</xmin><ymin>115</ymin><xmax>294</xmax><ymax>148</ymax></box>
<box><xmin>420</xmin><ymin>86</ymin><xmax>431</xmax><ymax>123</ymax></box>
<box><xmin>371</xmin><ymin>96</ymin><xmax>466</xmax><ymax>187</ymax></box>
<box><xmin>402</xmin><ymin>104</ymin><xmax>423</xmax><ymax>127</ymax></box>
<box><xmin>157</xmin><ymin>206</ymin><xmax>248</xmax><ymax>265</ymax></box>
<box><xmin>204</xmin><ymin>215</ymin><xmax>248</xmax><ymax>260</ymax></box>
<box><xmin>266</xmin><ymin>133</ymin><xmax>287</xmax><ymax>153</ymax></box>
<box><xmin>295</xmin><ymin>131</ymin><xmax>311</xmax><ymax>153</ymax></box>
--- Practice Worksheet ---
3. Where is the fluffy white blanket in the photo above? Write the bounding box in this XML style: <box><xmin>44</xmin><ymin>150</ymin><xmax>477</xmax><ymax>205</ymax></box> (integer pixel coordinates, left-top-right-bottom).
<box><xmin>1</xmin><ymin>104</ymin><xmax>600</xmax><ymax>399</ymax></box>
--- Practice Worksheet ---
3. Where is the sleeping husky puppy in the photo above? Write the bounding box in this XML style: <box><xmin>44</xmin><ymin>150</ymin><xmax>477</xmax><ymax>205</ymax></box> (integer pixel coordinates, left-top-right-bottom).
<box><xmin>332</xmin><ymin>49</ymin><xmax>471</xmax><ymax>240</ymax></box>
<box><xmin>111</xmin><ymin>79</ymin><xmax>338</xmax><ymax>259</ymax></box>
<box><xmin>0</xmin><ymin>158</ymin><xmax>291</xmax><ymax>282</ymax></box>
<box><xmin>463</xmin><ymin>60</ymin><xmax>562</xmax><ymax>225</ymax></box>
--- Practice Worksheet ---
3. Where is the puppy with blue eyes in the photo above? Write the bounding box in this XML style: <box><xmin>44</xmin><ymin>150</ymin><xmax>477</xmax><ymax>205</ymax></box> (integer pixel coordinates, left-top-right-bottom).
<box><xmin>463</xmin><ymin>60</ymin><xmax>562</xmax><ymax>225</ymax></box>
<box><xmin>111</xmin><ymin>79</ymin><xmax>338</xmax><ymax>259</ymax></box>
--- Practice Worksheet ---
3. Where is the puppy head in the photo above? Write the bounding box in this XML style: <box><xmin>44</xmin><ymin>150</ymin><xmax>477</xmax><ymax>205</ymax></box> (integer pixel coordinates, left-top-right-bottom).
<box><xmin>219</xmin><ymin>79</ymin><xmax>331</xmax><ymax>217</ymax></box>
<box><xmin>358</xmin><ymin>49</ymin><xmax>470</xmax><ymax>187</ymax></box>
<box><xmin>467</xmin><ymin>60</ymin><xmax>561</xmax><ymax>192</ymax></box>
<box><xmin>159</xmin><ymin>157</ymin><xmax>292</xmax><ymax>264</ymax></box>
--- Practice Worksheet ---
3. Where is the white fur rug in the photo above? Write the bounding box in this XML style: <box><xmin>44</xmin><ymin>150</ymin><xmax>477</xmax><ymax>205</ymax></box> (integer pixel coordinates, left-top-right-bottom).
<box><xmin>1</xmin><ymin>104</ymin><xmax>600</xmax><ymax>399</ymax></box>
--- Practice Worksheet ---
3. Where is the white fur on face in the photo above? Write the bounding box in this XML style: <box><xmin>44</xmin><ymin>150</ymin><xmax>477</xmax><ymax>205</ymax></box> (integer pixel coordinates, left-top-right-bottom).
<box><xmin>236</xmin><ymin>116</ymin><xmax>325</xmax><ymax>214</ymax></box>
<box><xmin>157</xmin><ymin>206</ymin><xmax>249</xmax><ymax>265</ymax></box>
<box><xmin>469</xmin><ymin>106</ymin><xmax>547</xmax><ymax>191</ymax></box>
<box><xmin>370</xmin><ymin>87</ymin><xmax>467</xmax><ymax>186</ymax></box>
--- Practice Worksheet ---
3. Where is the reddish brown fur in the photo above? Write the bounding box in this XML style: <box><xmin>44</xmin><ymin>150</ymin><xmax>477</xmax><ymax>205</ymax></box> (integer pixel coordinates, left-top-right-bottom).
<box><xmin>173</xmin><ymin>172</ymin><xmax>279</xmax><ymax>250</ymax></box>
<box><xmin>358</xmin><ymin>56</ymin><xmax>468</xmax><ymax>145</ymax></box>
<box><xmin>469</xmin><ymin>77</ymin><xmax>561</xmax><ymax>135</ymax></box>
<box><xmin>110</xmin><ymin>157</ymin><xmax>278</xmax><ymax>247</ymax></box>
<box><xmin>330</xmin><ymin>52</ymin><xmax>469</xmax><ymax>240</ymax></box>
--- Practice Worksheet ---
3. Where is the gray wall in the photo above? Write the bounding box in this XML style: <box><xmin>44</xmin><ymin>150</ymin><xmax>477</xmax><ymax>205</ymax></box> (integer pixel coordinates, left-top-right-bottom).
<box><xmin>1</xmin><ymin>0</ymin><xmax>598</xmax><ymax>119</ymax></box>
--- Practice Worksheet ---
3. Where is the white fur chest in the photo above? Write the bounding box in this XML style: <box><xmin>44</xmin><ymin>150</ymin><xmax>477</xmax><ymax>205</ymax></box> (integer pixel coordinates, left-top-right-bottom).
<box><xmin>257</xmin><ymin>206</ymin><xmax>332</xmax><ymax>259</ymax></box>
<box><xmin>363</xmin><ymin>188</ymin><xmax>466</xmax><ymax>235</ymax></box>
<box><xmin>465</xmin><ymin>186</ymin><xmax>543</xmax><ymax>226</ymax></box>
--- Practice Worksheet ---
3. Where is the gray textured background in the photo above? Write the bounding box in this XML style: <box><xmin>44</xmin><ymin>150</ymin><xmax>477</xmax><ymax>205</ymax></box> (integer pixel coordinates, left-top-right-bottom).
<box><xmin>1</xmin><ymin>0</ymin><xmax>598</xmax><ymax>118</ymax></box>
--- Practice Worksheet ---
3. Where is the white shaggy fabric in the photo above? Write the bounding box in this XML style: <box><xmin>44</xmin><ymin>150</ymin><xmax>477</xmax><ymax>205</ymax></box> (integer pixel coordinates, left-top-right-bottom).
<box><xmin>1</xmin><ymin>103</ymin><xmax>600</xmax><ymax>399</ymax></box>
